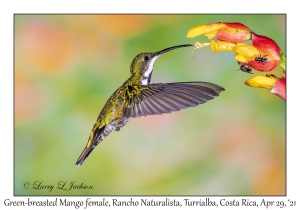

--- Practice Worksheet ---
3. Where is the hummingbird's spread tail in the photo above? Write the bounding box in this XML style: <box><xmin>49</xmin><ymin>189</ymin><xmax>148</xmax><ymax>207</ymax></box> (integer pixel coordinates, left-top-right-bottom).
<box><xmin>75</xmin><ymin>126</ymin><xmax>105</xmax><ymax>166</ymax></box>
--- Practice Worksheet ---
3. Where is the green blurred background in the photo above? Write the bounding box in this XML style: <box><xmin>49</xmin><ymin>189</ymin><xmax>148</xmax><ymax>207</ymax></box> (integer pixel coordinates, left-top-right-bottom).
<box><xmin>14</xmin><ymin>14</ymin><xmax>286</xmax><ymax>195</ymax></box>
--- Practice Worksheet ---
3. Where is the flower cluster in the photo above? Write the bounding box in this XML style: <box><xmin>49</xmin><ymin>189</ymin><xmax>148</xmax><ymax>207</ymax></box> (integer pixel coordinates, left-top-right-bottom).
<box><xmin>186</xmin><ymin>22</ymin><xmax>286</xmax><ymax>101</ymax></box>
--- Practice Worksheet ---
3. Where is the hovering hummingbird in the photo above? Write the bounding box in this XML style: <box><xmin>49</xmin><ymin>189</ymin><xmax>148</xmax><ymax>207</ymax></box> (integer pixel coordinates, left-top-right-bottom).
<box><xmin>75</xmin><ymin>44</ymin><xmax>224</xmax><ymax>166</ymax></box>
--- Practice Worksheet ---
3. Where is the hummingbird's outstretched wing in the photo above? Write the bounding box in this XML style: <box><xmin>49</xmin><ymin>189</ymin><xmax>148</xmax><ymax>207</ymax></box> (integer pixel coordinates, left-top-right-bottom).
<box><xmin>123</xmin><ymin>82</ymin><xmax>224</xmax><ymax>118</ymax></box>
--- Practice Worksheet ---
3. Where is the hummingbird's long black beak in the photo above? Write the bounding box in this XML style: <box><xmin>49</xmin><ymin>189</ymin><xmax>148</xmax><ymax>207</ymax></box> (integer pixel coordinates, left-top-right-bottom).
<box><xmin>153</xmin><ymin>44</ymin><xmax>193</xmax><ymax>57</ymax></box>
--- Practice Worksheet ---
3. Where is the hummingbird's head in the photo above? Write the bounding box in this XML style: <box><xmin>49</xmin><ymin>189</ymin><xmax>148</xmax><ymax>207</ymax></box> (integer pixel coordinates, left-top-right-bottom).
<box><xmin>130</xmin><ymin>44</ymin><xmax>193</xmax><ymax>85</ymax></box>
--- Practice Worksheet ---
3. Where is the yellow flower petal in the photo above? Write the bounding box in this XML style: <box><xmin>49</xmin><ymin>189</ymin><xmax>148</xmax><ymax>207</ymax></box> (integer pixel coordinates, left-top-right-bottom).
<box><xmin>203</xmin><ymin>30</ymin><xmax>220</xmax><ymax>40</ymax></box>
<box><xmin>210</xmin><ymin>40</ymin><xmax>236</xmax><ymax>53</ymax></box>
<box><xmin>233</xmin><ymin>44</ymin><xmax>260</xmax><ymax>61</ymax></box>
<box><xmin>186</xmin><ymin>23</ymin><xmax>224</xmax><ymax>38</ymax></box>
<box><xmin>194</xmin><ymin>41</ymin><xmax>211</xmax><ymax>48</ymax></box>
<box><xmin>245</xmin><ymin>75</ymin><xmax>278</xmax><ymax>90</ymax></box>
<box><xmin>234</xmin><ymin>54</ymin><xmax>248</xmax><ymax>63</ymax></box>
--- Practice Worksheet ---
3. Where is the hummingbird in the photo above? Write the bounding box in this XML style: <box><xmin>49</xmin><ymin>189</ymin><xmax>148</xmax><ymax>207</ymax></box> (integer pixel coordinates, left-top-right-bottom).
<box><xmin>75</xmin><ymin>44</ymin><xmax>225</xmax><ymax>166</ymax></box>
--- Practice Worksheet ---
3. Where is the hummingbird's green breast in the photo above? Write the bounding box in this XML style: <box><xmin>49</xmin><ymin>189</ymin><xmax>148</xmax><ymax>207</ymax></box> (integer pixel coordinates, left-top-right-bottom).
<box><xmin>93</xmin><ymin>75</ymin><xmax>147</xmax><ymax>133</ymax></box>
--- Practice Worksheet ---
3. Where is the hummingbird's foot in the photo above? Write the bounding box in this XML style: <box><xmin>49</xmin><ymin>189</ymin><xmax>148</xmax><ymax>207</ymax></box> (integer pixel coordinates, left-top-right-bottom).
<box><xmin>115</xmin><ymin>126</ymin><xmax>121</xmax><ymax>131</ymax></box>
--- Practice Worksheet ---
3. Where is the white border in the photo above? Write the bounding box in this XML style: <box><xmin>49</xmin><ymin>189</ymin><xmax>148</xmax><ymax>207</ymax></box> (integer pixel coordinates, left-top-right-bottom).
<box><xmin>1</xmin><ymin>1</ymin><xmax>299</xmax><ymax>210</ymax></box>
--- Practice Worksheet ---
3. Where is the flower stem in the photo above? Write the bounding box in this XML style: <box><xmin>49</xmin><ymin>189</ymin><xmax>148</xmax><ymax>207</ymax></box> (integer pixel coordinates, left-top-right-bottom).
<box><xmin>280</xmin><ymin>51</ymin><xmax>286</xmax><ymax>71</ymax></box>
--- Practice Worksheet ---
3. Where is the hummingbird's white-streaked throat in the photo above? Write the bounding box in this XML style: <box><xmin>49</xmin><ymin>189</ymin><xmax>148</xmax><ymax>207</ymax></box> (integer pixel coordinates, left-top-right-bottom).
<box><xmin>141</xmin><ymin>57</ymin><xmax>158</xmax><ymax>85</ymax></box>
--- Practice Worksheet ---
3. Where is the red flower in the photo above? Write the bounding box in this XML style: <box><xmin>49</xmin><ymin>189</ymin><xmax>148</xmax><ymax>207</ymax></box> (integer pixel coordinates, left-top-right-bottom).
<box><xmin>215</xmin><ymin>22</ymin><xmax>251</xmax><ymax>43</ymax></box>
<box><xmin>245</xmin><ymin>72</ymin><xmax>286</xmax><ymax>101</ymax></box>
<box><xmin>186</xmin><ymin>22</ymin><xmax>286</xmax><ymax>101</ymax></box>
<box><xmin>186</xmin><ymin>22</ymin><xmax>251</xmax><ymax>43</ymax></box>
<box><xmin>245</xmin><ymin>32</ymin><xmax>281</xmax><ymax>72</ymax></box>
<box><xmin>270</xmin><ymin>72</ymin><xmax>286</xmax><ymax>101</ymax></box>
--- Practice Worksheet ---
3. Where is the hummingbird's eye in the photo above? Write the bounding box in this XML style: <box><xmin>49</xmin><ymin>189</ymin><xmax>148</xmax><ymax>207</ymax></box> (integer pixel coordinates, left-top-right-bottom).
<box><xmin>144</xmin><ymin>56</ymin><xmax>149</xmax><ymax>61</ymax></box>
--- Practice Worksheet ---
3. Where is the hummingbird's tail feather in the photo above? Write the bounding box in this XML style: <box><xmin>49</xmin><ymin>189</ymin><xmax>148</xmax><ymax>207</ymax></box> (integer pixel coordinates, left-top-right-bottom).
<box><xmin>75</xmin><ymin>126</ymin><xmax>105</xmax><ymax>167</ymax></box>
<box><xmin>75</xmin><ymin>143</ymin><xmax>97</xmax><ymax>167</ymax></box>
